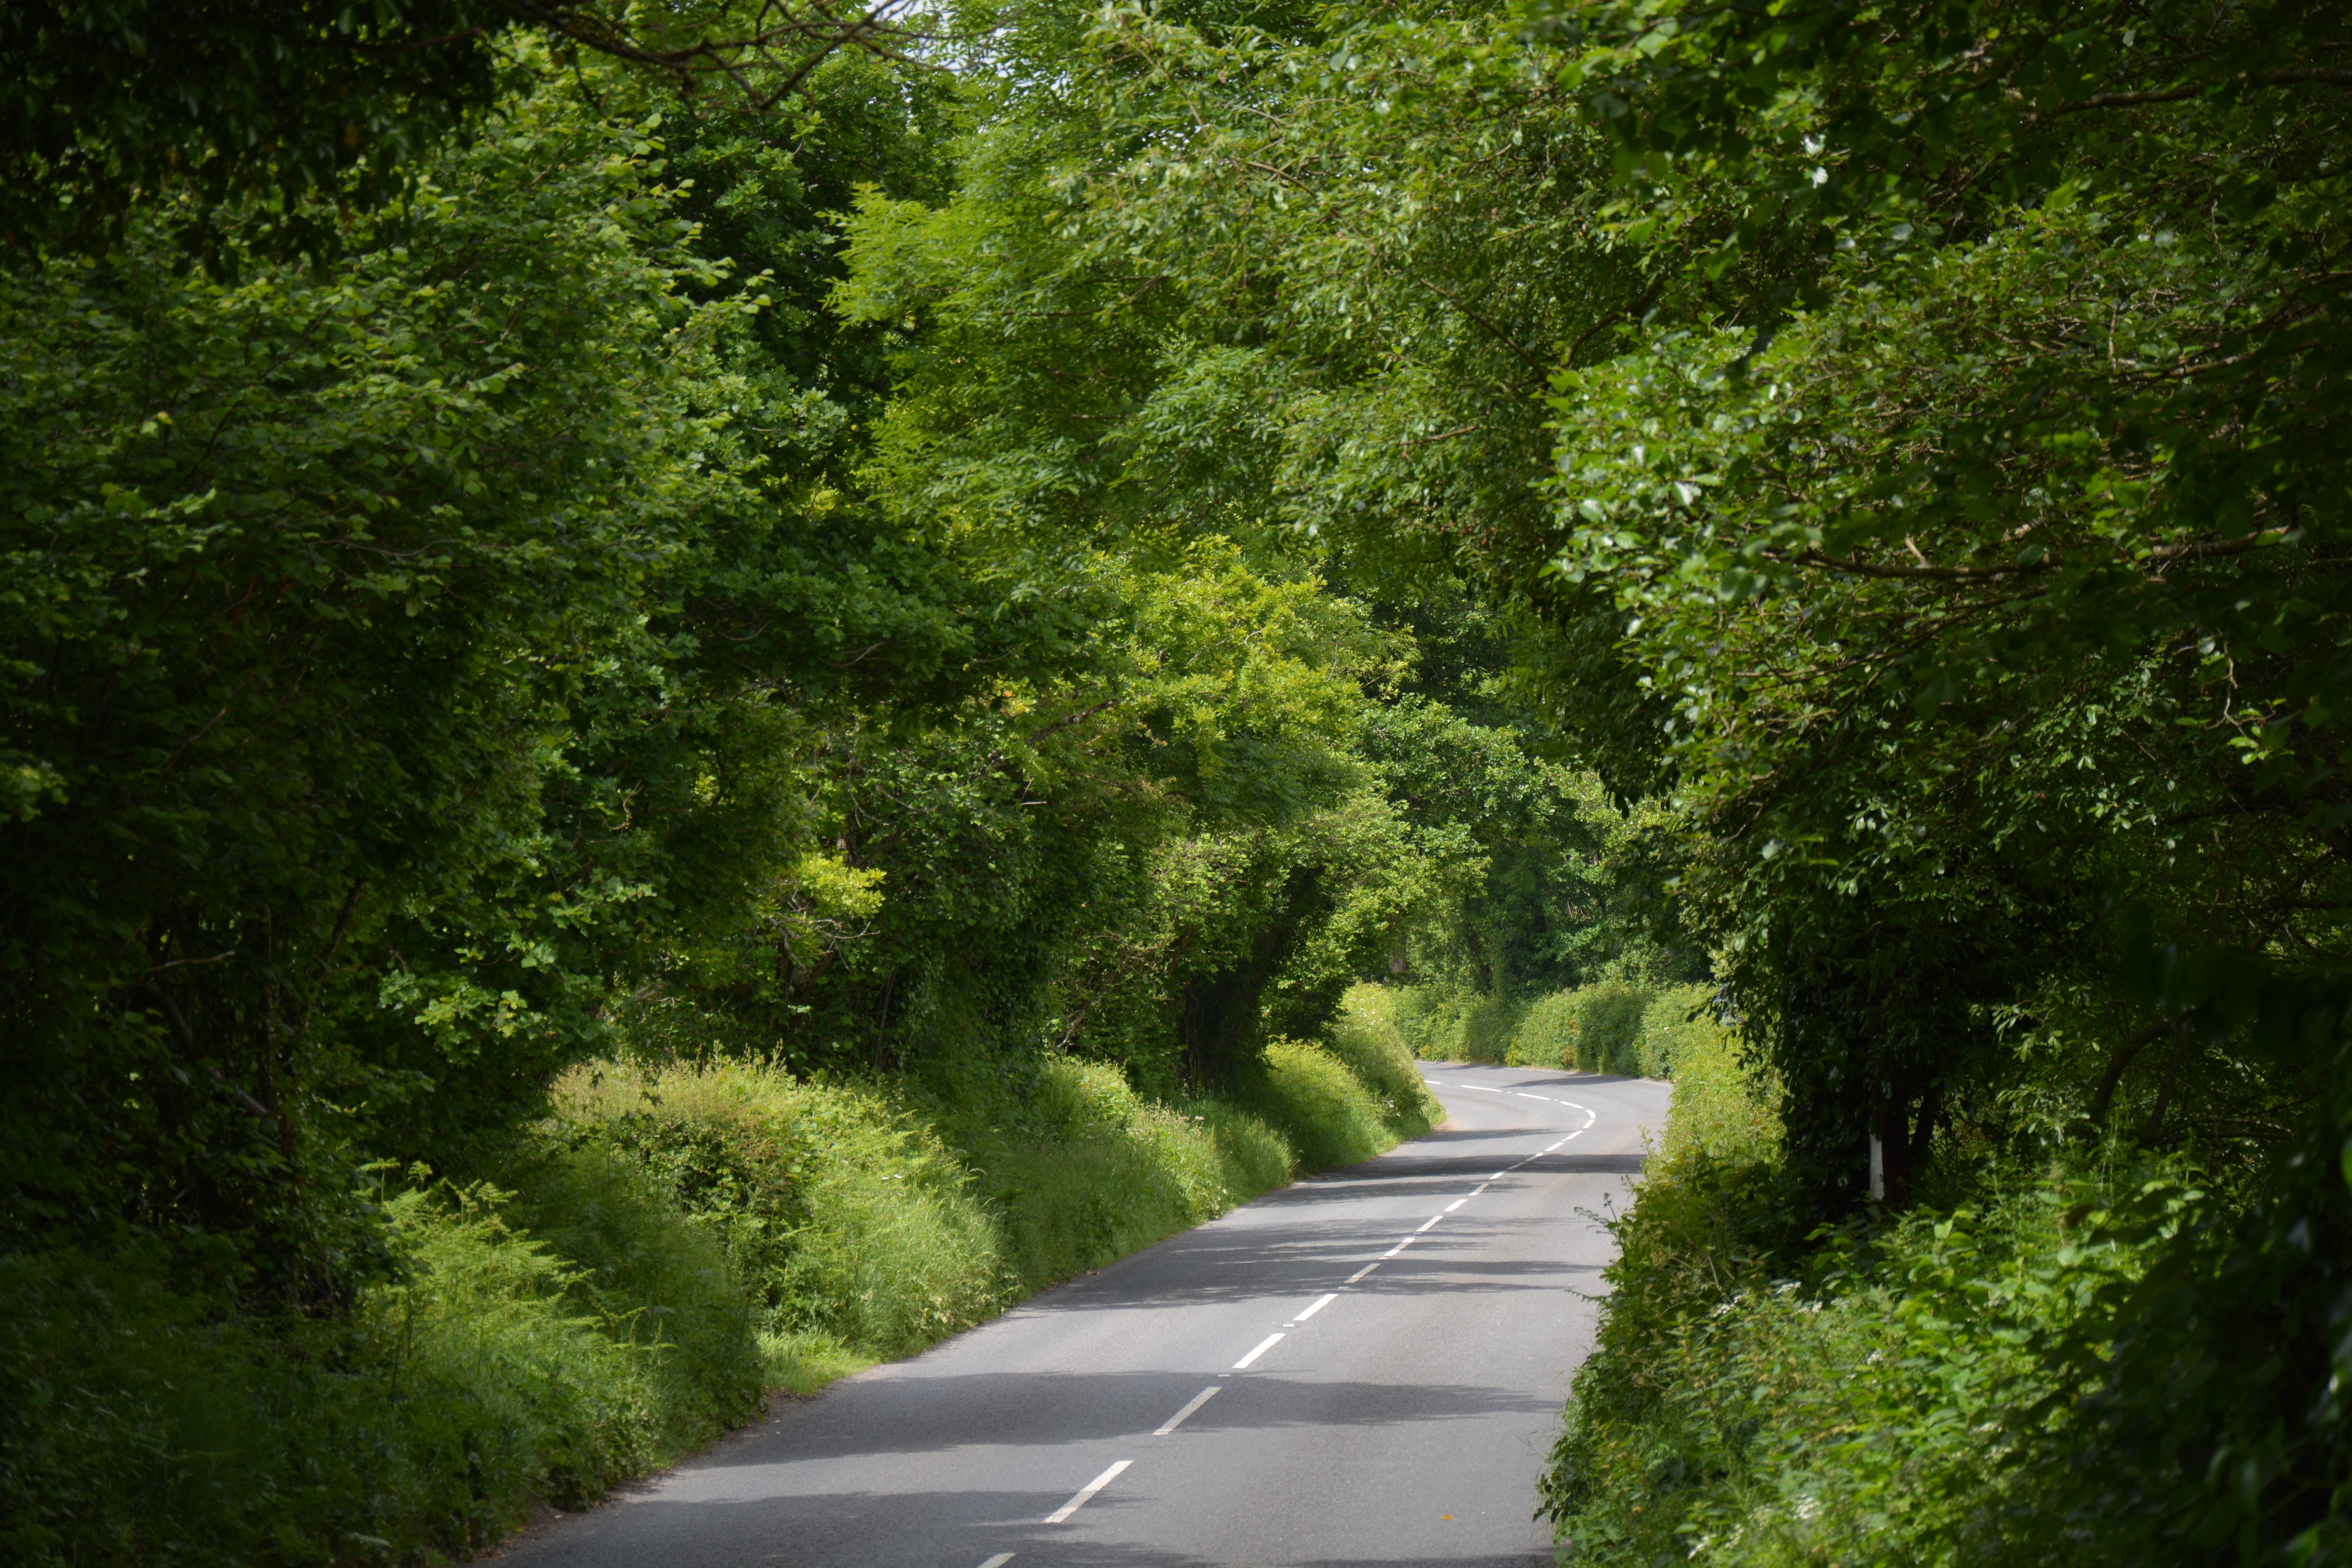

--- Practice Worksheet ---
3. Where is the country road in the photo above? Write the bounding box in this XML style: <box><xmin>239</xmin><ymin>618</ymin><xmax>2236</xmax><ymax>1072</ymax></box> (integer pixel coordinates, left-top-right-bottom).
<box><xmin>496</xmin><ymin>1063</ymin><xmax>1672</xmax><ymax>1568</ymax></box>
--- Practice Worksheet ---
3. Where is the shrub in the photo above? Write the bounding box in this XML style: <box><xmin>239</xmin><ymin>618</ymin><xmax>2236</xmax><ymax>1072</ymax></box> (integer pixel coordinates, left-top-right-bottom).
<box><xmin>550</xmin><ymin>1060</ymin><xmax>1005</xmax><ymax>1359</ymax></box>
<box><xmin>1573</xmin><ymin>984</ymin><xmax>1650</xmax><ymax>1074</ymax></box>
<box><xmin>1246</xmin><ymin>1038</ymin><xmax>1396</xmax><ymax>1170</ymax></box>
<box><xmin>480</xmin><ymin>1146</ymin><xmax>765</xmax><ymax>1452</ymax></box>
<box><xmin>1635</xmin><ymin>984</ymin><xmax>1729</xmax><ymax>1080</ymax></box>
<box><xmin>1377</xmin><ymin>981</ymin><xmax>1529</xmax><ymax>1063</ymax></box>
<box><xmin>966</xmin><ymin>1056</ymin><xmax>1285</xmax><ymax>1289</ymax></box>
<box><xmin>1655</xmin><ymin>1029</ymin><xmax>1780</xmax><ymax>1167</ymax></box>
<box><xmin>1327</xmin><ymin>985</ymin><xmax>1446</xmax><ymax>1132</ymax></box>
<box><xmin>0</xmin><ymin>1171</ymin><xmax>766</xmax><ymax>1568</ymax></box>
<box><xmin>1510</xmin><ymin>990</ymin><xmax>1582</xmax><ymax>1068</ymax></box>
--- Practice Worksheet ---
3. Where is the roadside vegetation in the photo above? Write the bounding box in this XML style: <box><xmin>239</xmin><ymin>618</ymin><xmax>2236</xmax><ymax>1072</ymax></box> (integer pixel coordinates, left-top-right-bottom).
<box><xmin>6</xmin><ymin>0</ymin><xmax>2348</xmax><ymax>1564</ymax></box>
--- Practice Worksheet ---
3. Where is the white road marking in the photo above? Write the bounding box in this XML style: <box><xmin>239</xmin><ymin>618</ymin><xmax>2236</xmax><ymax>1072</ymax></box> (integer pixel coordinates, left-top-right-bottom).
<box><xmin>1444</xmin><ymin>1198</ymin><xmax>1467</xmax><ymax>1212</ymax></box>
<box><xmin>1234</xmin><ymin>1333</ymin><xmax>1285</xmax><ymax>1369</ymax></box>
<box><xmin>1489</xmin><ymin>1171</ymin><xmax>1505</xmax><ymax>1180</ymax></box>
<box><xmin>1416</xmin><ymin>1214</ymin><xmax>1443</xmax><ymax>1233</ymax></box>
<box><xmin>1347</xmin><ymin>1262</ymin><xmax>1379</xmax><ymax>1283</ymax></box>
<box><xmin>1381</xmin><ymin>1235</ymin><xmax>1416</xmax><ymax>1258</ymax></box>
<box><xmin>978</xmin><ymin>1556</ymin><xmax>1016</xmax><ymax>1568</ymax></box>
<box><xmin>1045</xmin><ymin>1461</ymin><xmax>1131</xmax><ymax>1523</ymax></box>
<box><xmin>1516</xmin><ymin>1093</ymin><xmax>1549</xmax><ymax>1101</ymax></box>
<box><xmin>1472</xmin><ymin>1183</ymin><xmax>1490</xmax><ymax>1194</ymax></box>
<box><xmin>1292</xmin><ymin>1292</ymin><xmax>1338</xmax><ymax>1323</ymax></box>
<box><xmin>1154</xmin><ymin>1387</ymin><xmax>1221</xmax><ymax>1436</ymax></box>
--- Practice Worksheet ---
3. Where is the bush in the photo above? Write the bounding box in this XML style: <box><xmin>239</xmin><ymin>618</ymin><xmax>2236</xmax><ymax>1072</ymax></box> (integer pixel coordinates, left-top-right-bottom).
<box><xmin>0</xmin><ymin>1030</ymin><xmax>1434</xmax><ymax>1568</ymax></box>
<box><xmin>0</xmin><ymin>1170</ymin><xmax>766</xmax><ymax>1568</ymax></box>
<box><xmin>1509</xmin><ymin>989</ymin><xmax>1581</xmax><ymax>1068</ymax></box>
<box><xmin>1506</xmin><ymin>982</ymin><xmax>1731</xmax><ymax>1079</ymax></box>
<box><xmin>1537</xmin><ymin>1024</ymin><xmax>2330</xmax><ymax>1568</ymax></box>
<box><xmin>1635</xmin><ymin>983</ymin><xmax>1729</xmax><ymax>1080</ymax></box>
<box><xmin>1572</xmin><ymin>984</ymin><xmax>1650</xmax><ymax>1074</ymax></box>
<box><xmin>554</xmin><ymin>1050</ymin><xmax>1343</xmax><ymax>1353</ymax></box>
<box><xmin>963</xmin><ymin>1056</ymin><xmax>1292</xmax><ymax>1289</ymax></box>
<box><xmin>479</xmin><ymin>1146</ymin><xmax>765</xmax><ymax>1452</ymax></box>
<box><xmin>1374</xmin><ymin>981</ymin><xmax>1529</xmax><ymax>1063</ymax></box>
<box><xmin>1246</xmin><ymin>1037</ymin><xmax>1398</xmax><ymax>1171</ymax></box>
<box><xmin>1327</xmin><ymin>985</ymin><xmax>1446</xmax><ymax>1132</ymax></box>
<box><xmin>550</xmin><ymin>1060</ymin><xmax>1005</xmax><ymax>1361</ymax></box>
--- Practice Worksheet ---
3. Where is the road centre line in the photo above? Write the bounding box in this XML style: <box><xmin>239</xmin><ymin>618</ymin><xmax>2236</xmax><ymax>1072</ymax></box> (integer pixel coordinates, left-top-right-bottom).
<box><xmin>1234</xmin><ymin>1333</ymin><xmax>1285</xmax><ymax>1369</ymax></box>
<box><xmin>1347</xmin><ymin>1263</ymin><xmax>1379</xmax><ymax>1283</ymax></box>
<box><xmin>1154</xmin><ymin>1386</ymin><xmax>1221</xmax><ymax>1436</ymax></box>
<box><xmin>1291</xmin><ymin>1292</ymin><xmax>1338</xmax><ymax>1323</ymax></box>
<box><xmin>977</xmin><ymin>1556</ymin><xmax>1015</xmax><ymax>1568</ymax></box>
<box><xmin>1381</xmin><ymin>1235</ymin><xmax>1416</xmax><ymax>1258</ymax></box>
<box><xmin>1444</xmin><ymin>1197</ymin><xmax>1467</xmax><ymax>1211</ymax></box>
<box><xmin>1472</xmin><ymin>1183</ymin><xmax>1490</xmax><ymax>1194</ymax></box>
<box><xmin>1416</xmin><ymin>1214</ymin><xmax>1444</xmax><ymax>1233</ymax></box>
<box><xmin>1044</xmin><ymin>1460</ymin><xmax>1130</xmax><ymax>1524</ymax></box>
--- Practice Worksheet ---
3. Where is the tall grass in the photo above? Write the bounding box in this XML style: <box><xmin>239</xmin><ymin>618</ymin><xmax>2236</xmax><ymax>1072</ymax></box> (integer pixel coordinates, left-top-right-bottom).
<box><xmin>1325</xmin><ymin>985</ymin><xmax>1447</xmax><ymax>1133</ymax></box>
<box><xmin>2</xmin><ymin>1019</ymin><xmax>1432</xmax><ymax>1566</ymax></box>
<box><xmin>0</xmin><ymin>1162</ymin><xmax>764</xmax><ymax>1568</ymax></box>
<box><xmin>550</xmin><ymin>1062</ymin><xmax>1003</xmax><ymax>1370</ymax></box>
<box><xmin>960</xmin><ymin>1057</ymin><xmax>1296</xmax><ymax>1288</ymax></box>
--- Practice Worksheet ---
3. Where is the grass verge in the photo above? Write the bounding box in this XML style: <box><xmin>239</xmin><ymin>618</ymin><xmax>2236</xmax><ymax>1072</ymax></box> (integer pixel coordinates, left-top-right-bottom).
<box><xmin>0</xmin><ymin>1018</ymin><xmax>1436</xmax><ymax>1566</ymax></box>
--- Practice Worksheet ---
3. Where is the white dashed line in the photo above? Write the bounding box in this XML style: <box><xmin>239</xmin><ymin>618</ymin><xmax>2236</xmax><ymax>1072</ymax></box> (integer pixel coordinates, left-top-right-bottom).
<box><xmin>1416</xmin><ymin>1214</ymin><xmax>1444</xmax><ymax>1233</ymax></box>
<box><xmin>1381</xmin><ymin>1235</ymin><xmax>1416</xmax><ymax>1258</ymax></box>
<box><xmin>1045</xmin><ymin>1461</ymin><xmax>1130</xmax><ymax>1523</ymax></box>
<box><xmin>1291</xmin><ymin>1292</ymin><xmax>1338</xmax><ymax>1324</ymax></box>
<box><xmin>1234</xmin><ymin>1333</ymin><xmax>1285</xmax><ymax>1369</ymax></box>
<box><xmin>1444</xmin><ymin>1198</ymin><xmax>1467</xmax><ymax>1212</ymax></box>
<box><xmin>1347</xmin><ymin>1263</ymin><xmax>1380</xmax><ymax>1283</ymax></box>
<box><xmin>976</xmin><ymin>1555</ymin><xmax>1016</xmax><ymax>1568</ymax></box>
<box><xmin>1154</xmin><ymin>1387</ymin><xmax>1221</xmax><ymax>1436</ymax></box>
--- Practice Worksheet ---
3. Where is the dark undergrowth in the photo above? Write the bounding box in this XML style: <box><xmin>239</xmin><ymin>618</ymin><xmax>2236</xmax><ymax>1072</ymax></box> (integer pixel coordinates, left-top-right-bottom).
<box><xmin>0</xmin><ymin>1002</ymin><xmax>1437</xmax><ymax>1568</ymax></box>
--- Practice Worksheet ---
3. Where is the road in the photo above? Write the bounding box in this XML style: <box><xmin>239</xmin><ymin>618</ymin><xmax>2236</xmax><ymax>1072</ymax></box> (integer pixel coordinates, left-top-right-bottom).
<box><xmin>497</xmin><ymin>1062</ymin><xmax>1671</xmax><ymax>1568</ymax></box>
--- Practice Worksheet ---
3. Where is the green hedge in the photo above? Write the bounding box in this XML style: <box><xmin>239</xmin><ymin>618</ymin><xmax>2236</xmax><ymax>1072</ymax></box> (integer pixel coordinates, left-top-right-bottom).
<box><xmin>1497</xmin><ymin>981</ymin><xmax>1731</xmax><ymax>1079</ymax></box>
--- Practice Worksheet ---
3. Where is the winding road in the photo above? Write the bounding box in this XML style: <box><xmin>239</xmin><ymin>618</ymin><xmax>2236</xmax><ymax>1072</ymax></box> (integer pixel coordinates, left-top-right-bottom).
<box><xmin>497</xmin><ymin>1063</ymin><xmax>1671</xmax><ymax>1568</ymax></box>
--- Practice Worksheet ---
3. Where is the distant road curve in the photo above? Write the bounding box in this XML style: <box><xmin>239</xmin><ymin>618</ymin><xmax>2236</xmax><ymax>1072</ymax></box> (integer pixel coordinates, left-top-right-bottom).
<box><xmin>495</xmin><ymin>1063</ymin><xmax>1671</xmax><ymax>1568</ymax></box>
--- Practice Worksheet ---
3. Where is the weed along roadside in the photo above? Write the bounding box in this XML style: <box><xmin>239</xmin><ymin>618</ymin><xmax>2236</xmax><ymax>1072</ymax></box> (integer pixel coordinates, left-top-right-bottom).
<box><xmin>0</xmin><ymin>989</ymin><xmax>1437</xmax><ymax>1564</ymax></box>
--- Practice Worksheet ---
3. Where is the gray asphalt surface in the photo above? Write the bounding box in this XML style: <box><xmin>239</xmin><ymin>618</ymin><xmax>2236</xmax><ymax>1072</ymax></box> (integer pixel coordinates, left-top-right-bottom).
<box><xmin>497</xmin><ymin>1062</ymin><xmax>1671</xmax><ymax>1568</ymax></box>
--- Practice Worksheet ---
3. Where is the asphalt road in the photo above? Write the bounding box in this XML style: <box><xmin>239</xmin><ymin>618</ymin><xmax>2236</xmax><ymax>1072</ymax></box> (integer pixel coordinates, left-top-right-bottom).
<box><xmin>498</xmin><ymin>1062</ymin><xmax>1672</xmax><ymax>1568</ymax></box>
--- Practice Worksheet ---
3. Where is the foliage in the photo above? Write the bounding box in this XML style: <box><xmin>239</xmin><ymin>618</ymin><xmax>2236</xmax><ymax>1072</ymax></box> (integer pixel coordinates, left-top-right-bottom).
<box><xmin>0</xmin><ymin>16</ymin><xmax>1592</xmax><ymax>1561</ymax></box>
<box><xmin>1637</xmin><ymin>985</ymin><xmax>1731</xmax><ymax>1082</ymax></box>
<box><xmin>0</xmin><ymin>2</ymin><xmax>931</xmax><ymax>259</ymax></box>
<box><xmin>0</xmin><ymin>1169</ymin><xmax>761</xmax><ymax>1568</ymax></box>
<box><xmin>1508</xmin><ymin>989</ymin><xmax>1583</xmax><ymax>1070</ymax></box>
<box><xmin>552</xmin><ymin>1058</ymin><xmax>1006</xmax><ymax>1357</ymax></box>
<box><xmin>1379</xmin><ymin>982</ymin><xmax>1529</xmax><ymax>1064</ymax></box>
<box><xmin>1547</xmin><ymin>1011</ymin><xmax>2352</xmax><ymax>1567</ymax></box>
<box><xmin>0</xmin><ymin>73</ymin><xmax>778</xmax><ymax>1299</ymax></box>
<box><xmin>1323</xmin><ymin>984</ymin><xmax>1447</xmax><ymax>1130</ymax></box>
